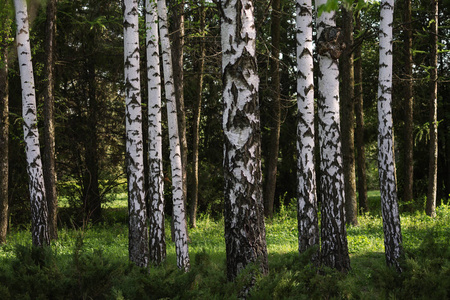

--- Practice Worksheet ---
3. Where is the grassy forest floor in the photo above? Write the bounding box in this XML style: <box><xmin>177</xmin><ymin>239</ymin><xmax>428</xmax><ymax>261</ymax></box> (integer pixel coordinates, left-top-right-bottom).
<box><xmin>1</xmin><ymin>191</ymin><xmax>450</xmax><ymax>299</ymax></box>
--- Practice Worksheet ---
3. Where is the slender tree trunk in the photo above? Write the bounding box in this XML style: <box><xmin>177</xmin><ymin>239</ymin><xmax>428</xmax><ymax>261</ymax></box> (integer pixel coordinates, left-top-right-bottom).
<box><xmin>402</xmin><ymin>0</ymin><xmax>414</xmax><ymax>210</ymax></box>
<box><xmin>124</xmin><ymin>0</ymin><xmax>149</xmax><ymax>267</ymax></box>
<box><xmin>354</xmin><ymin>12</ymin><xmax>368</xmax><ymax>213</ymax></box>
<box><xmin>340</xmin><ymin>7</ymin><xmax>358</xmax><ymax>226</ymax></box>
<box><xmin>146</xmin><ymin>0</ymin><xmax>166</xmax><ymax>264</ymax></box>
<box><xmin>263</xmin><ymin>0</ymin><xmax>281</xmax><ymax>218</ymax></box>
<box><xmin>377</xmin><ymin>0</ymin><xmax>403</xmax><ymax>271</ymax></box>
<box><xmin>426</xmin><ymin>0</ymin><xmax>438</xmax><ymax>217</ymax></box>
<box><xmin>170</xmin><ymin>0</ymin><xmax>188</xmax><ymax>209</ymax></box>
<box><xmin>14</xmin><ymin>0</ymin><xmax>50</xmax><ymax>247</ymax></box>
<box><xmin>296</xmin><ymin>0</ymin><xmax>319</xmax><ymax>257</ymax></box>
<box><xmin>316</xmin><ymin>3</ymin><xmax>350</xmax><ymax>272</ymax></box>
<box><xmin>0</xmin><ymin>31</ymin><xmax>9</xmax><ymax>245</ymax></box>
<box><xmin>221</xmin><ymin>0</ymin><xmax>269</xmax><ymax>283</ymax></box>
<box><xmin>43</xmin><ymin>0</ymin><xmax>58</xmax><ymax>239</ymax></box>
<box><xmin>190</xmin><ymin>0</ymin><xmax>206</xmax><ymax>229</ymax></box>
<box><xmin>158</xmin><ymin>0</ymin><xmax>190</xmax><ymax>271</ymax></box>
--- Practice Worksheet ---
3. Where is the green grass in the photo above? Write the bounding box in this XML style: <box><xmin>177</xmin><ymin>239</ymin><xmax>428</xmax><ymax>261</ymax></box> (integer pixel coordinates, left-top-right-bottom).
<box><xmin>1</xmin><ymin>191</ymin><xmax>450</xmax><ymax>299</ymax></box>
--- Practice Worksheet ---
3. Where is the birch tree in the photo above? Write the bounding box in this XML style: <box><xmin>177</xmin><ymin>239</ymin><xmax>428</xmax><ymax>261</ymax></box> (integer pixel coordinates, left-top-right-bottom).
<box><xmin>146</xmin><ymin>0</ymin><xmax>166</xmax><ymax>264</ymax></box>
<box><xmin>316</xmin><ymin>2</ymin><xmax>350</xmax><ymax>272</ymax></box>
<box><xmin>124</xmin><ymin>0</ymin><xmax>149</xmax><ymax>267</ymax></box>
<box><xmin>221</xmin><ymin>0</ymin><xmax>269</xmax><ymax>281</ymax></box>
<box><xmin>296</xmin><ymin>0</ymin><xmax>319</xmax><ymax>256</ymax></box>
<box><xmin>377</xmin><ymin>0</ymin><xmax>403</xmax><ymax>270</ymax></box>
<box><xmin>158</xmin><ymin>0</ymin><xmax>190</xmax><ymax>271</ymax></box>
<box><xmin>14</xmin><ymin>0</ymin><xmax>50</xmax><ymax>247</ymax></box>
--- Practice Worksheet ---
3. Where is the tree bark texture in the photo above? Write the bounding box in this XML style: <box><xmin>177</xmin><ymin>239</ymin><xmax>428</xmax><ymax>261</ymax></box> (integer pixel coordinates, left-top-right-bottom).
<box><xmin>43</xmin><ymin>0</ymin><xmax>58</xmax><ymax>239</ymax></box>
<box><xmin>295</xmin><ymin>0</ymin><xmax>319</xmax><ymax>256</ymax></box>
<box><xmin>340</xmin><ymin>7</ymin><xmax>358</xmax><ymax>226</ymax></box>
<box><xmin>377</xmin><ymin>0</ymin><xmax>403</xmax><ymax>271</ymax></box>
<box><xmin>402</xmin><ymin>0</ymin><xmax>414</xmax><ymax>209</ymax></box>
<box><xmin>316</xmin><ymin>4</ymin><xmax>351</xmax><ymax>272</ymax></box>
<box><xmin>14</xmin><ymin>0</ymin><xmax>50</xmax><ymax>247</ymax></box>
<box><xmin>124</xmin><ymin>0</ymin><xmax>149</xmax><ymax>267</ymax></box>
<box><xmin>158</xmin><ymin>0</ymin><xmax>190</xmax><ymax>271</ymax></box>
<box><xmin>221</xmin><ymin>0</ymin><xmax>269</xmax><ymax>281</ymax></box>
<box><xmin>426</xmin><ymin>0</ymin><xmax>438</xmax><ymax>217</ymax></box>
<box><xmin>263</xmin><ymin>0</ymin><xmax>281</xmax><ymax>218</ymax></box>
<box><xmin>354</xmin><ymin>12</ymin><xmax>368</xmax><ymax>213</ymax></box>
<box><xmin>190</xmin><ymin>0</ymin><xmax>206</xmax><ymax>229</ymax></box>
<box><xmin>0</xmin><ymin>34</ymin><xmax>9</xmax><ymax>245</ymax></box>
<box><xmin>146</xmin><ymin>0</ymin><xmax>166</xmax><ymax>264</ymax></box>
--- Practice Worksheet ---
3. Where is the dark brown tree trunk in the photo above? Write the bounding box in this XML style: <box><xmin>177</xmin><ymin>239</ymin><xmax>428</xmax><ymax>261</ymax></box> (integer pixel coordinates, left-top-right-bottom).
<box><xmin>354</xmin><ymin>12</ymin><xmax>368</xmax><ymax>213</ymax></box>
<box><xmin>263</xmin><ymin>0</ymin><xmax>281</xmax><ymax>218</ymax></box>
<box><xmin>0</xmin><ymin>39</ymin><xmax>9</xmax><ymax>245</ymax></box>
<box><xmin>426</xmin><ymin>0</ymin><xmax>438</xmax><ymax>217</ymax></box>
<box><xmin>403</xmin><ymin>0</ymin><xmax>414</xmax><ymax>210</ymax></box>
<box><xmin>340</xmin><ymin>7</ymin><xmax>358</xmax><ymax>226</ymax></box>
<box><xmin>43</xmin><ymin>0</ymin><xmax>58</xmax><ymax>240</ymax></box>
<box><xmin>189</xmin><ymin>0</ymin><xmax>206</xmax><ymax>228</ymax></box>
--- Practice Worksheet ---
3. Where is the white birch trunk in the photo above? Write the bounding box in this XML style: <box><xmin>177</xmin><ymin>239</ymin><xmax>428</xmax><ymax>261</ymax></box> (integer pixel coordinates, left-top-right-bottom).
<box><xmin>316</xmin><ymin>3</ymin><xmax>350</xmax><ymax>272</ymax></box>
<box><xmin>296</xmin><ymin>0</ymin><xmax>319</xmax><ymax>256</ymax></box>
<box><xmin>14</xmin><ymin>0</ymin><xmax>50</xmax><ymax>247</ymax></box>
<box><xmin>157</xmin><ymin>0</ymin><xmax>190</xmax><ymax>272</ymax></box>
<box><xmin>124</xmin><ymin>0</ymin><xmax>149</xmax><ymax>268</ymax></box>
<box><xmin>377</xmin><ymin>0</ymin><xmax>403</xmax><ymax>271</ymax></box>
<box><xmin>221</xmin><ymin>0</ymin><xmax>268</xmax><ymax>282</ymax></box>
<box><xmin>146</xmin><ymin>0</ymin><xmax>166</xmax><ymax>265</ymax></box>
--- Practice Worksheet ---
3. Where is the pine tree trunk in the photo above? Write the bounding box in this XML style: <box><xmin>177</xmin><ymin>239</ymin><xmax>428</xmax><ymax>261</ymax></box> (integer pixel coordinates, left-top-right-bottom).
<box><xmin>0</xmin><ymin>34</ymin><xmax>9</xmax><ymax>245</ymax></box>
<box><xmin>124</xmin><ymin>0</ymin><xmax>149</xmax><ymax>267</ymax></box>
<box><xmin>354</xmin><ymin>12</ymin><xmax>368</xmax><ymax>213</ymax></box>
<box><xmin>43</xmin><ymin>0</ymin><xmax>58</xmax><ymax>239</ymax></box>
<box><xmin>426</xmin><ymin>0</ymin><xmax>438</xmax><ymax>217</ymax></box>
<box><xmin>222</xmin><ymin>0</ymin><xmax>269</xmax><ymax>282</ymax></box>
<box><xmin>340</xmin><ymin>7</ymin><xmax>358</xmax><ymax>226</ymax></box>
<box><xmin>190</xmin><ymin>0</ymin><xmax>206</xmax><ymax>229</ymax></box>
<box><xmin>158</xmin><ymin>0</ymin><xmax>190</xmax><ymax>271</ymax></box>
<box><xmin>14</xmin><ymin>0</ymin><xmax>50</xmax><ymax>247</ymax></box>
<box><xmin>402</xmin><ymin>0</ymin><xmax>414</xmax><ymax>210</ymax></box>
<box><xmin>316</xmin><ymin>3</ymin><xmax>350</xmax><ymax>272</ymax></box>
<box><xmin>377</xmin><ymin>0</ymin><xmax>403</xmax><ymax>271</ymax></box>
<box><xmin>295</xmin><ymin>0</ymin><xmax>319</xmax><ymax>256</ymax></box>
<box><xmin>263</xmin><ymin>0</ymin><xmax>281</xmax><ymax>218</ymax></box>
<box><xmin>146</xmin><ymin>0</ymin><xmax>166</xmax><ymax>264</ymax></box>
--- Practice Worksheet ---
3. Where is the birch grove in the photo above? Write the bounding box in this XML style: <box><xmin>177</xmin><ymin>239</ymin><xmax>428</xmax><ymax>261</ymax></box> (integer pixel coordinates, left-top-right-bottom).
<box><xmin>315</xmin><ymin>2</ymin><xmax>350</xmax><ymax>272</ymax></box>
<box><xmin>124</xmin><ymin>0</ymin><xmax>149</xmax><ymax>267</ymax></box>
<box><xmin>377</xmin><ymin>0</ymin><xmax>403</xmax><ymax>271</ymax></box>
<box><xmin>14</xmin><ymin>0</ymin><xmax>50</xmax><ymax>247</ymax></box>
<box><xmin>157</xmin><ymin>0</ymin><xmax>190</xmax><ymax>272</ymax></box>
<box><xmin>221</xmin><ymin>0</ymin><xmax>269</xmax><ymax>281</ymax></box>
<box><xmin>295</xmin><ymin>0</ymin><xmax>319</xmax><ymax>256</ymax></box>
<box><xmin>146</xmin><ymin>0</ymin><xmax>166</xmax><ymax>265</ymax></box>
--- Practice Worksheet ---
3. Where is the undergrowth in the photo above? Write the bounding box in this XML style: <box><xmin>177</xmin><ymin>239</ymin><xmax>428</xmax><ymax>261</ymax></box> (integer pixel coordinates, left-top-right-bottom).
<box><xmin>0</xmin><ymin>194</ymin><xmax>449</xmax><ymax>299</ymax></box>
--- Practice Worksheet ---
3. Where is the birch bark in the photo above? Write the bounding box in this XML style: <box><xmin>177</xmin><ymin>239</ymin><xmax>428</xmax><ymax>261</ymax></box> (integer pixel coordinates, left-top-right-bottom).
<box><xmin>14</xmin><ymin>0</ymin><xmax>50</xmax><ymax>247</ymax></box>
<box><xmin>221</xmin><ymin>0</ymin><xmax>268</xmax><ymax>281</ymax></box>
<box><xmin>316</xmin><ymin>3</ymin><xmax>350</xmax><ymax>272</ymax></box>
<box><xmin>146</xmin><ymin>0</ymin><xmax>166</xmax><ymax>265</ymax></box>
<box><xmin>158</xmin><ymin>0</ymin><xmax>190</xmax><ymax>271</ymax></box>
<box><xmin>124</xmin><ymin>0</ymin><xmax>149</xmax><ymax>267</ymax></box>
<box><xmin>377</xmin><ymin>0</ymin><xmax>403</xmax><ymax>271</ymax></box>
<box><xmin>295</xmin><ymin>0</ymin><xmax>319</xmax><ymax>256</ymax></box>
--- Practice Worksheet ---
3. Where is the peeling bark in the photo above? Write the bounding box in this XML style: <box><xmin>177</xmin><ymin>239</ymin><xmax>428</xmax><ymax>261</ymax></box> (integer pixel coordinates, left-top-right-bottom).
<box><xmin>146</xmin><ymin>0</ymin><xmax>166</xmax><ymax>265</ymax></box>
<box><xmin>316</xmin><ymin>3</ymin><xmax>350</xmax><ymax>272</ymax></box>
<box><xmin>124</xmin><ymin>0</ymin><xmax>149</xmax><ymax>267</ymax></box>
<box><xmin>14</xmin><ymin>0</ymin><xmax>50</xmax><ymax>247</ymax></box>
<box><xmin>377</xmin><ymin>0</ymin><xmax>403</xmax><ymax>271</ymax></box>
<box><xmin>295</xmin><ymin>0</ymin><xmax>319</xmax><ymax>256</ymax></box>
<box><xmin>158</xmin><ymin>0</ymin><xmax>190</xmax><ymax>271</ymax></box>
<box><xmin>221</xmin><ymin>0</ymin><xmax>268</xmax><ymax>282</ymax></box>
